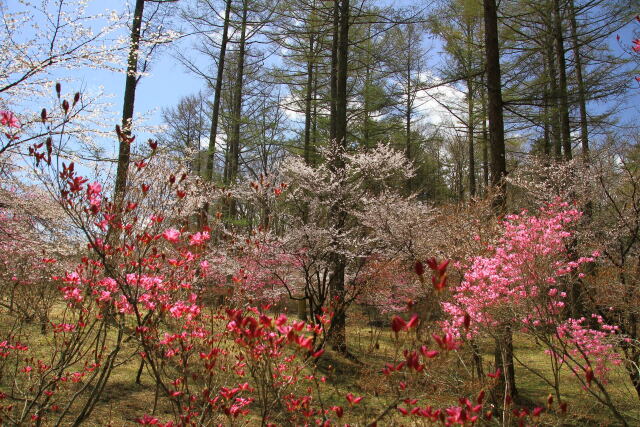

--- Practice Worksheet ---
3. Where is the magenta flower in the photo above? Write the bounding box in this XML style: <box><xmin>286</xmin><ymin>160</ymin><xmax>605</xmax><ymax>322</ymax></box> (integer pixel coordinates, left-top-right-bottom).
<box><xmin>189</xmin><ymin>231</ymin><xmax>210</xmax><ymax>246</ymax></box>
<box><xmin>0</xmin><ymin>110</ymin><xmax>20</xmax><ymax>128</ymax></box>
<box><xmin>162</xmin><ymin>228</ymin><xmax>181</xmax><ymax>243</ymax></box>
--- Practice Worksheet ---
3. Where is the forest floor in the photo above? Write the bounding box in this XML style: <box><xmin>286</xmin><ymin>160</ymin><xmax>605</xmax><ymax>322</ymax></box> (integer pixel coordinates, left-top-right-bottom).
<box><xmin>2</xmin><ymin>307</ymin><xmax>638</xmax><ymax>426</ymax></box>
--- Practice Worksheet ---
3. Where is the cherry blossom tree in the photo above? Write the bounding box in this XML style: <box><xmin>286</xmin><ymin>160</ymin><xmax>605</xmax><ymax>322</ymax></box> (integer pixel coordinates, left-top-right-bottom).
<box><xmin>0</xmin><ymin>0</ymin><xmax>123</xmax><ymax>100</ymax></box>
<box><xmin>277</xmin><ymin>142</ymin><xmax>414</xmax><ymax>349</ymax></box>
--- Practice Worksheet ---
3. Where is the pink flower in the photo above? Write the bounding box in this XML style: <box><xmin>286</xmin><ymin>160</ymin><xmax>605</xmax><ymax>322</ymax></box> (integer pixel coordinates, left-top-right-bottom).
<box><xmin>61</xmin><ymin>286</ymin><xmax>83</xmax><ymax>302</ymax></box>
<box><xmin>87</xmin><ymin>182</ymin><xmax>101</xmax><ymax>195</ymax></box>
<box><xmin>633</xmin><ymin>39</ymin><xmax>640</xmax><ymax>53</ymax></box>
<box><xmin>189</xmin><ymin>231</ymin><xmax>210</xmax><ymax>246</ymax></box>
<box><xmin>585</xmin><ymin>366</ymin><xmax>594</xmax><ymax>386</ymax></box>
<box><xmin>0</xmin><ymin>110</ymin><xmax>20</xmax><ymax>128</ymax></box>
<box><xmin>98</xmin><ymin>290</ymin><xmax>111</xmax><ymax>302</ymax></box>
<box><xmin>52</xmin><ymin>323</ymin><xmax>76</xmax><ymax>333</ymax></box>
<box><xmin>406</xmin><ymin>314</ymin><xmax>420</xmax><ymax>329</ymax></box>
<box><xmin>162</xmin><ymin>228</ymin><xmax>181</xmax><ymax>243</ymax></box>
<box><xmin>87</xmin><ymin>182</ymin><xmax>102</xmax><ymax>210</ymax></box>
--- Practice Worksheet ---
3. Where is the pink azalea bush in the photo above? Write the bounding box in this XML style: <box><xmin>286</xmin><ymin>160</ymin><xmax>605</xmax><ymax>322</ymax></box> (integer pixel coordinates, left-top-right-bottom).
<box><xmin>440</xmin><ymin>201</ymin><xmax>624</xmax><ymax>414</ymax></box>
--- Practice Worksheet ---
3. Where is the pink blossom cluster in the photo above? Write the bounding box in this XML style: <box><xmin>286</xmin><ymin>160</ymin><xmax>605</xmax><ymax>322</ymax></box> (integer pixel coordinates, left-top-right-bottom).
<box><xmin>556</xmin><ymin>316</ymin><xmax>622</xmax><ymax>382</ymax></box>
<box><xmin>442</xmin><ymin>203</ymin><xmax>589</xmax><ymax>337</ymax></box>
<box><xmin>440</xmin><ymin>202</ymin><xmax>625</xmax><ymax>388</ymax></box>
<box><xmin>0</xmin><ymin>110</ymin><xmax>20</xmax><ymax>128</ymax></box>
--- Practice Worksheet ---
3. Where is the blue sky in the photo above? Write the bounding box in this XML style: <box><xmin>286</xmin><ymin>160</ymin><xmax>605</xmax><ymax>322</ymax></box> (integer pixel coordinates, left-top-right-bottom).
<box><xmin>97</xmin><ymin>1</ymin><xmax>640</xmax><ymax>140</ymax></box>
<box><xmin>4</xmin><ymin>0</ymin><xmax>639</xmax><ymax>160</ymax></box>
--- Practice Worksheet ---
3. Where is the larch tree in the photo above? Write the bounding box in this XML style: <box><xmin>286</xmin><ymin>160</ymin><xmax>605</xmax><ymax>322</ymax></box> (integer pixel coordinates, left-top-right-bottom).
<box><xmin>386</xmin><ymin>21</ymin><xmax>430</xmax><ymax>191</ymax></box>
<box><xmin>327</xmin><ymin>0</ymin><xmax>351</xmax><ymax>354</ymax></box>
<box><xmin>268</xmin><ymin>0</ymin><xmax>332</xmax><ymax>165</ymax></box>
<box><xmin>429</xmin><ymin>0</ymin><xmax>484</xmax><ymax>198</ymax></box>
<box><xmin>157</xmin><ymin>92</ymin><xmax>209</xmax><ymax>174</ymax></box>
<box><xmin>483</xmin><ymin>0</ymin><xmax>517</xmax><ymax>401</ymax></box>
<box><xmin>177</xmin><ymin>0</ymin><xmax>233</xmax><ymax>181</ymax></box>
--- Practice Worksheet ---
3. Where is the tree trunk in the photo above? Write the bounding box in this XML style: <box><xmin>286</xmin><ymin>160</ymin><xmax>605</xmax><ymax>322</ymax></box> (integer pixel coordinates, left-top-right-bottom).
<box><xmin>362</xmin><ymin>23</ymin><xmax>372</xmax><ymax>150</ymax></box>
<box><xmin>484</xmin><ymin>0</ymin><xmax>516</xmax><ymax>400</ymax></box>
<box><xmin>467</xmin><ymin>77</ymin><xmax>476</xmax><ymax>198</ymax></box>
<box><xmin>553</xmin><ymin>0</ymin><xmax>572</xmax><ymax>161</ymax></box>
<box><xmin>113</xmin><ymin>0</ymin><xmax>145</xmax><ymax>215</ymax></box>
<box><xmin>329</xmin><ymin>1</ymin><xmax>339</xmax><ymax>142</ymax></box>
<box><xmin>481</xmin><ymin>80</ymin><xmax>489</xmax><ymax>190</ymax></box>
<box><xmin>483</xmin><ymin>0</ymin><xmax>506</xmax><ymax>206</ymax></box>
<box><xmin>494</xmin><ymin>326</ymin><xmax>518</xmax><ymax>398</ymax></box>
<box><xmin>328</xmin><ymin>0</ymin><xmax>350</xmax><ymax>354</ymax></box>
<box><xmin>304</xmin><ymin>34</ymin><xmax>315</xmax><ymax>165</ymax></box>
<box><xmin>545</xmin><ymin>37</ymin><xmax>562</xmax><ymax>160</ymax></box>
<box><xmin>405</xmin><ymin>37</ymin><xmax>412</xmax><ymax>162</ymax></box>
<box><xmin>543</xmin><ymin>89</ymin><xmax>551</xmax><ymax>156</ymax></box>
<box><xmin>467</xmin><ymin>23</ymin><xmax>476</xmax><ymax>198</ymax></box>
<box><xmin>542</xmin><ymin>54</ymin><xmax>551</xmax><ymax>156</ymax></box>
<box><xmin>568</xmin><ymin>0</ymin><xmax>589</xmax><ymax>157</ymax></box>
<box><xmin>405</xmin><ymin>33</ymin><xmax>413</xmax><ymax>192</ymax></box>
<box><xmin>205</xmin><ymin>0</ymin><xmax>232</xmax><ymax>181</ymax></box>
<box><xmin>229</xmin><ymin>0</ymin><xmax>248</xmax><ymax>185</ymax></box>
<box><xmin>312</xmin><ymin>61</ymin><xmax>319</xmax><ymax>165</ymax></box>
<box><xmin>363</xmin><ymin>64</ymin><xmax>370</xmax><ymax>149</ymax></box>
<box><xmin>226</xmin><ymin>0</ymin><xmax>248</xmax><ymax>220</ymax></box>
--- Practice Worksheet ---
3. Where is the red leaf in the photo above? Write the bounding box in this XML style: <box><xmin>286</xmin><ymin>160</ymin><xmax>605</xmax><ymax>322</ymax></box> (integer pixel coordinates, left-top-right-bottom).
<box><xmin>463</xmin><ymin>312</ymin><xmax>471</xmax><ymax>330</ymax></box>
<box><xmin>391</xmin><ymin>316</ymin><xmax>406</xmax><ymax>333</ymax></box>
<box><xmin>487</xmin><ymin>368</ymin><xmax>501</xmax><ymax>378</ymax></box>
<box><xmin>414</xmin><ymin>260</ymin><xmax>425</xmax><ymax>276</ymax></box>
<box><xmin>419</xmin><ymin>345</ymin><xmax>439</xmax><ymax>359</ymax></box>
<box><xmin>332</xmin><ymin>406</ymin><xmax>343</xmax><ymax>418</ymax></box>
<box><xmin>406</xmin><ymin>314</ymin><xmax>419</xmax><ymax>330</ymax></box>
<box><xmin>432</xmin><ymin>274</ymin><xmax>447</xmax><ymax>292</ymax></box>
<box><xmin>585</xmin><ymin>366</ymin><xmax>594</xmax><ymax>387</ymax></box>
<box><xmin>346</xmin><ymin>393</ymin><xmax>363</xmax><ymax>405</ymax></box>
